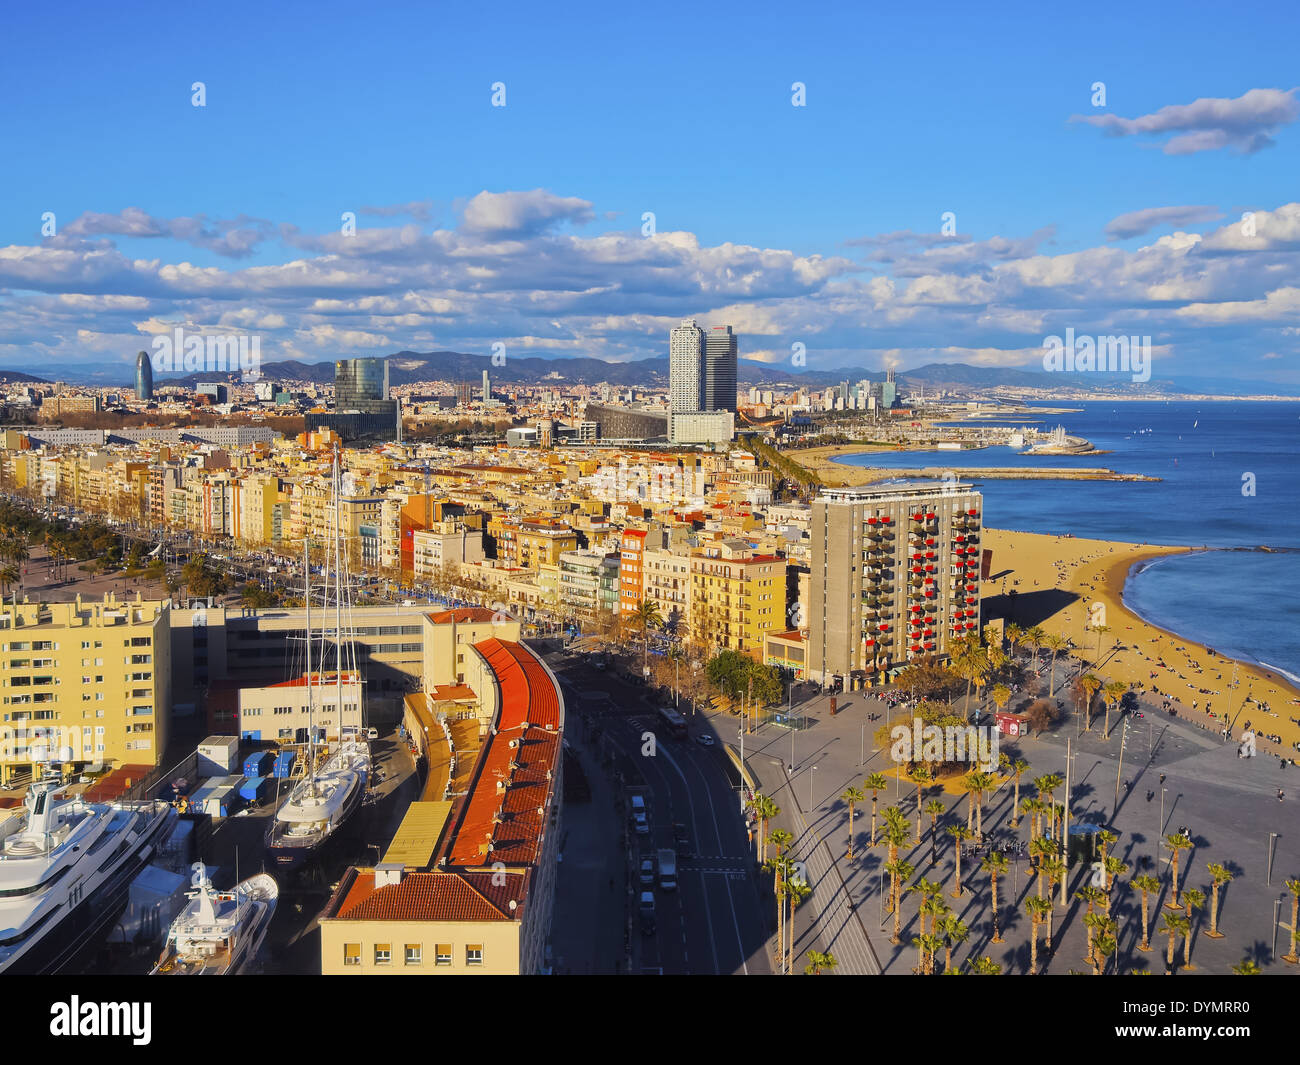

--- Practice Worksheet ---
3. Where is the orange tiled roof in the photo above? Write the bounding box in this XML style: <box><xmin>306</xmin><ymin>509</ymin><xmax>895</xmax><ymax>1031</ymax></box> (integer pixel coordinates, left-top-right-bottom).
<box><xmin>447</xmin><ymin>639</ymin><xmax>561</xmax><ymax>867</ymax></box>
<box><xmin>332</xmin><ymin>868</ymin><xmax>527</xmax><ymax>922</ymax></box>
<box><xmin>426</xmin><ymin>607</ymin><xmax>499</xmax><ymax>624</ymax></box>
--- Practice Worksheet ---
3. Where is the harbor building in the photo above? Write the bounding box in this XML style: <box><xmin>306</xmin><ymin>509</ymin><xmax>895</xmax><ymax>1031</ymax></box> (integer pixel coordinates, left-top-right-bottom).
<box><xmin>319</xmin><ymin>630</ymin><xmax>564</xmax><ymax>975</ymax></box>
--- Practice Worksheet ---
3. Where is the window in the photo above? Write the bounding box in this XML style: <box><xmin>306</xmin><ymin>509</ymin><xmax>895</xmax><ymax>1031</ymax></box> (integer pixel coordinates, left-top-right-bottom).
<box><xmin>343</xmin><ymin>943</ymin><xmax>360</xmax><ymax>966</ymax></box>
<box><xmin>435</xmin><ymin>944</ymin><xmax>452</xmax><ymax>966</ymax></box>
<box><xmin>404</xmin><ymin>944</ymin><xmax>422</xmax><ymax>966</ymax></box>
<box><xmin>466</xmin><ymin>944</ymin><xmax>483</xmax><ymax>966</ymax></box>
<box><xmin>373</xmin><ymin>943</ymin><xmax>391</xmax><ymax>965</ymax></box>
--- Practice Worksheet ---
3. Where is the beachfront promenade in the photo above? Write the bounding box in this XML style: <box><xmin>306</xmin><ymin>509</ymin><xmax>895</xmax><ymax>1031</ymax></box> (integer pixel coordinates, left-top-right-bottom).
<box><xmin>714</xmin><ymin>657</ymin><xmax>1300</xmax><ymax>975</ymax></box>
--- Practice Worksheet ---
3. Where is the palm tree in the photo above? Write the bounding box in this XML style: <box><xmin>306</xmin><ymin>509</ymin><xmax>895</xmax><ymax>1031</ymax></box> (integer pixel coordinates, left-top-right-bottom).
<box><xmin>1096</xmin><ymin>829</ymin><xmax>1118</xmax><ymax>863</ymax></box>
<box><xmin>1131</xmin><ymin>873</ymin><xmax>1161</xmax><ymax>952</ymax></box>
<box><xmin>1033</xmin><ymin>773</ymin><xmax>1063</xmax><ymax>835</ymax></box>
<box><xmin>864</xmin><ymin>772</ymin><xmax>888</xmax><ymax>847</ymax></box>
<box><xmin>841</xmin><ymin>785</ymin><xmax>865</xmax><ymax>860</ymax></box>
<box><xmin>785</xmin><ymin>876</ymin><xmax>811</xmax><ymax>975</ymax></box>
<box><xmin>765</xmin><ymin>852</ymin><xmax>792</xmax><ymax>972</ymax></box>
<box><xmin>982</xmin><ymin>850</ymin><xmax>1009</xmax><ymax>942</ymax></box>
<box><xmin>938</xmin><ymin>912</ymin><xmax>969</xmax><ymax>974</ymax></box>
<box><xmin>948</xmin><ymin>824</ymin><xmax>973</xmax><ymax>898</ymax></box>
<box><xmin>960</xmin><ymin>772</ymin><xmax>981</xmax><ymax>832</ymax></box>
<box><xmin>1181</xmin><ymin>889</ymin><xmax>1205</xmax><ymax>969</ymax></box>
<box><xmin>1093</xmin><ymin>623</ymin><xmax>1112</xmax><ymax>666</ymax></box>
<box><xmin>1077</xmin><ymin>885</ymin><xmax>1107</xmax><ymax>963</ymax></box>
<box><xmin>972</xmin><ymin>771</ymin><xmax>996</xmax><ymax>841</ymax></box>
<box><xmin>1025</xmin><ymin>625</ymin><xmax>1046</xmax><ymax>671</ymax></box>
<box><xmin>1164</xmin><ymin>832</ymin><xmax>1194</xmax><ymax>908</ymax></box>
<box><xmin>1161</xmin><ymin>911</ymin><xmax>1190</xmax><ymax>974</ymax></box>
<box><xmin>1029</xmin><ymin>836</ymin><xmax>1055</xmax><ymax>893</ymax></box>
<box><xmin>633</xmin><ymin>597</ymin><xmax>663</xmax><ymax>677</ymax></box>
<box><xmin>0</xmin><ymin>563</ymin><xmax>18</xmax><ymax>597</ymax></box>
<box><xmin>1231</xmin><ymin>958</ymin><xmax>1261</xmax><ymax>975</ymax></box>
<box><xmin>1021</xmin><ymin>796</ymin><xmax>1045</xmax><ymax>842</ymax></box>
<box><xmin>1078</xmin><ymin>674</ymin><xmax>1102</xmax><ymax>732</ymax></box>
<box><xmin>968</xmin><ymin>955</ymin><xmax>1002</xmax><ymax>975</ymax></box>
<box><xmin>1205</xmin><ymin>862</ymin><xmax>1233</xmax><ymax>939</ymax></box>
<box><xmin>804</xmin><ymin>949</ymin><xmax>837</xmax><ymax>975</ymax></box>
<box><xmin>1005</xmin><ymin>622</ymin><xmax>1023</xmax><ymax>657</ymax></box>
<box><xmin>1009</xmin><ymin>758</ymin><xmax>1030</xmax><ymax>826</ymax></box>
<box><xmin>1042</xmin><ymin>633</ymin><xmax>1067</xmax><ymax>697</ymax></box>
<box><xmin>1103</xmin><ymin>856</ymin><xmax>1128</xmax><ymax>914</ymax></box>
<box><xmin>1284</xmin><ymin>878</ymin><xmax>1300</xmax><ymax>965</ymax></box>
<box><xmin>1102</xmin><ymin>680</ymin><xmax>1127</xmax><ymax>738</ymax></box>
<box><xmin>924</xmin><ymin>797</ymin><xmax>946</xmax><ymax>845</ymax></box>
<box><xmin>885</xmin><ymin>858</ymin><xmax>914</xmax><ymax>944</ymax></box>
<box><xmin>906</xmin><ymin>763</ymin><xmax>931</xmax><ymax>844</ymax></box>
<box><xmin>1090</xmin><ymin>915</ymin><xmax>1119</xmax><ymax>975</ymax></box>
<box><xmin>991</xmin><ymin>683</ymin><xmax>1012</xmax><ymax>716</ymax></box>
<box><xmin>1041</xmin><ymin>857</ymin><xmax>1066</xmax><ymax>948</ymax></box>
<box><xmin>749</xmin><ymin>794</ymin><xmax>780</xmax><ymax>863</ymax></box>
<box><xmin>1025</xmin><ymin>895</ymin><xmax>1053</xmax><ymax>974</ymax></box>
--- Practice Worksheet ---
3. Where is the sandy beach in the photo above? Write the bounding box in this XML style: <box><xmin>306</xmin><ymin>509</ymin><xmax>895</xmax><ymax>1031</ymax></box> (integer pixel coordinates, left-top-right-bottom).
<box><xmin>985</xmin><ymin>528</ymin><xmax>1300</xmax><ymax>763</ymax></box>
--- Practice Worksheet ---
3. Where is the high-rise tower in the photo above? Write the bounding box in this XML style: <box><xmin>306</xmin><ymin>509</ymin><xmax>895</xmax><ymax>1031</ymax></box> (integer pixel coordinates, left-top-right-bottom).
<box><xmin>669</xmin><ymin>319</ymin><xmax>704</xmax><ymax>413</ymax></box>
<box><xmin>702</xmin><ymin>326</ymin><xmax>737</xmax><ymax>414</ymax></box>
<box><xmin>135</xmin><ymin>351</ymin><xmax>154</xmax><ymax>400</ymax></box>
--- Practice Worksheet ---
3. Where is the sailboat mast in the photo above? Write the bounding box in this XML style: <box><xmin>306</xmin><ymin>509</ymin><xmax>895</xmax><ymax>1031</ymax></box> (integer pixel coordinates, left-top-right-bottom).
<box><xmin>334</xmin><ymin>449</ymin><xmax>344</xmax><ymax>743</ymax></box>
<box><xmin>304</xmin><ymin>535</ymin><xmax>314</xmax><ymax>785</ymax></box>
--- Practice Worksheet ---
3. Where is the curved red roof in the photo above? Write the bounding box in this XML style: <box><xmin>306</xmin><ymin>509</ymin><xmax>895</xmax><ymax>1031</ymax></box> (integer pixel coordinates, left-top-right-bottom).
<box><xmin>447</xmin><ymin>639</ymin><xmax>562</xmax><ymax>867</ymax></box>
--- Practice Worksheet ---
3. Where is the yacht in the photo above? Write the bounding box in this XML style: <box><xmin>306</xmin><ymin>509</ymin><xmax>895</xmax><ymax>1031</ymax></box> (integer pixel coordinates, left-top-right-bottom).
<box><xmin>0</xmin><ymin>776</ymin><xmax>176</xmax><ymax>974</ymax></box>
<box><xmin>151</xmin><ymin>867</ymin><xmax>278</xmax><ymax>975</ymax></box>
<box><xmin>264</xmin><ymin>738</ymin><xmax>369</xmax><ymax>870</ymax></box>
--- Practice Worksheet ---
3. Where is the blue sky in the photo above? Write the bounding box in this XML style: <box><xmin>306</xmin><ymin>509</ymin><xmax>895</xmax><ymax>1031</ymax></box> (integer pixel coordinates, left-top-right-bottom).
<box><xmin>2</xmin><ymin>0</ymin><xmax>1299</xmax><ymax>384</ymax></box>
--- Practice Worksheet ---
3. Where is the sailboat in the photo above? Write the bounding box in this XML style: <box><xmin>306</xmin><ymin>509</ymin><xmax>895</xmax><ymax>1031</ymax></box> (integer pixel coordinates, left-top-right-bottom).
<box><xmin>265</xmin><ymin>451</ymin><xmax>372</xmax><ymax>871</ymax></box>
<box><xmin>151</xmin><ymin>864</ymin><xmax>278</xmax><ymax>975</ymax></box>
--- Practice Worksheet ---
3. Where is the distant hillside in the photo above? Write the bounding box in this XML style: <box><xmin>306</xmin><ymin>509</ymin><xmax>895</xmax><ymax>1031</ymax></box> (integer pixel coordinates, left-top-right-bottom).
<box><xmin>15</xmin><ymin>347</ymin><xmax>1297</xmax><ymax>397</ymax></box>
<box><xmin>0</xmin><ymin>370</ymin><xmax>51</xmax><ymax>384</ymax></box>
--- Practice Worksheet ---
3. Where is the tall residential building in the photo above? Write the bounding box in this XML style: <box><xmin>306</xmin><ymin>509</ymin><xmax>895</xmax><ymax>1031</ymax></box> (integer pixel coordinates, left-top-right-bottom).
<box><xmin>669</xmin><ymin>319</ymin><xmax>705</xmax><ymax>413</ymax></box>
<box><xmin>703</xmin><ymin>325</ymin><xmax>738</xmax><ymax>414</ymax></box>
<box><xmin>688</xmin><ymin>539</ymin><xmax>787</xmax><ymax>657</ymax></box>
<box><xmin>135</xmin><ymin>351</ymin><xmax>154</xmax><ymax>400</ymax></box>
<box><xmin>482</xmin><ymin>369</ymin><xmax>491</xmax><ymax>404</ymax></box>
<box><xmin>0</xmin><ymin>593</ymin><xmax>171</xmax><ymax>785</ymax></box>
<box><xmin>807</xmin><ymin>484</ymin><xmax>983</xmax><ymax>689</ymax></box>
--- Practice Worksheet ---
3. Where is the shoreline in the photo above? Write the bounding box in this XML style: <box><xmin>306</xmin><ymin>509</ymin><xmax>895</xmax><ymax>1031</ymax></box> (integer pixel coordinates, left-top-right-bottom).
<box><xmin>985</xmin><ymin>529</ymin><xmax>1300</xmax><ymax>762</ymax></box>
<box><xmin>793</xmin><ymin>443</ymin><xmax>1153</xmax><ymax>486</ymax></box>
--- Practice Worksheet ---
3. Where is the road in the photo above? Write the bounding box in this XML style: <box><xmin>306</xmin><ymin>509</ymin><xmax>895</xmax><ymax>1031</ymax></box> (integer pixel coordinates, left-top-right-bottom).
<box><xmin>545</xmin><ymin>649</ymin><xmax>772</xmax><ymax>975</ymax></box>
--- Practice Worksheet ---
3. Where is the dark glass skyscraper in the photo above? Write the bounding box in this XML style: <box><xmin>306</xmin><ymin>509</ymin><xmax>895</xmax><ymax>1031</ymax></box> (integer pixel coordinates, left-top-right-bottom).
<box><xmin>335</xmin><ymin>358</ymin><xmax>389</xmax><ymax>407</ymax></box>
<box><xmin>702</xmin><ymin>326</ymin><xmax>737</xmax><ymax>414</ymax></box>
<box><xmin>135</xmin><ymin>351</ymin><xmax>153</xmax><ymax>400</ymax></box>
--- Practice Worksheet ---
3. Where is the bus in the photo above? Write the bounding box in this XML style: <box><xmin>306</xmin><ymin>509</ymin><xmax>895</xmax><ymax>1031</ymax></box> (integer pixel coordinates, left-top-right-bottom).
<box><xmin>657</xmin><ymin>706</ymin><xmax>687</xmax><ymax>740</ymax></box>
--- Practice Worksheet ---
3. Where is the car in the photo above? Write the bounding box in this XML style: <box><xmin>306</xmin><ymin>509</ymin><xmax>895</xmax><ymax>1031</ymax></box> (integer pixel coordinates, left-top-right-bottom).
<box><xmin>673</xmin><ymin>822</ymin><xmax>692</xmax><ymax>858</ymax></box>
<box><xmin>694</xmin><ymin>733</ymin><xmax>716</xmax><ymax>748</ymax></box>
<box><xmin>638</xmin><ymin>892</ymin><xmax>656</xmax><ymax>935</ymax></box>
<box><xmin>639</xmin><ymin>857</ymin><xmax>656</xmax><ymax>886</ymax></box>
<box><xmin>365</xmin><ymin>727</ymin><xmax>379</xmax><ymax>740</ymax></box>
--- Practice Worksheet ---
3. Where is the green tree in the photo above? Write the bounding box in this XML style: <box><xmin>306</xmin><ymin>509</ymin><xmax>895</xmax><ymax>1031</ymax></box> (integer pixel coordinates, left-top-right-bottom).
<box><xmin>1025</xmin><ymin>895</ymin><xmax>1053</xmax><ymax>974</ymax></box>
<box><xmin>1181</xmin><ymin>889</ymin><xmax>1205</xmax><ymax>969</ymax></box>
<box><xmin>1164</xmin><ymin>832</ymin><xmax>1194</xmax><ymax>908</ymax></box>
<box><xmin>1131</xmin><ymin>874</ymin><xmax>1161</xmax><ymax>952</ymax></box>
<box><xmin>804</xmin><ymin>949</ymin><xmax>837</xmax><ymax>975</ymax></box>
<box><xmin>982</xmin><ymin>850</ymin><xmax>1010</xmax><ymax>943</ymax></box>
<box><xmin>864</xmin><ymin>772</ymin><xmax>888</xmax><ymax>847</ymax></box>
<box><xmin>1205</xmin><ymin>862</ymin><xmax>1233</xmax><ymax>939</ymax></box>
<box><xmin>1161</xmin><ymin>911</ymin><xmax>1190</xmax><ymax>974</ymax></box>
<box><xmin>841</xmin><ymin>785</ymin><xmax>865</xmax><ymax>861</ymax></box>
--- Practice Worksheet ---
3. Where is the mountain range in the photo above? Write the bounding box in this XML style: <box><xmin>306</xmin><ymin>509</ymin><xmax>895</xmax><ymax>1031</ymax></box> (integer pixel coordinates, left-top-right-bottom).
<box><xmin>2</xmin><ymin>351</ymin><xmax>1297</xmax><ymax>397</ymax></box>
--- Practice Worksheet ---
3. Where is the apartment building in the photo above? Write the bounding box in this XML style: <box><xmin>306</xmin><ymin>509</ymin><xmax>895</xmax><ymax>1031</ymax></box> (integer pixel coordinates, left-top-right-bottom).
<box><xmin>0</xmin><ymin>593</ymin><xmax>170</xmax><ymax>785</ymax></box>
<box><xmin>807</xmin><ymin>483</ymin><xmax>983</xmax><ymax>689</ymax></box>
<box><xmin>688</xmin><ymin>539</ymin><xmax>787</xmax><ymax>657</ymax></box>
<box><xmin>618</xmin><ymin>528</ymin><xmax>645</xmax><ymax>616</ymax></box>
<box><xmin>642</xmin><ymin>544</ymin><xmax>692</xmax><ymax>631</ymax></box>
<box><xmin>411</xmin><ymin>522</ymin><xmax>485</xmax><ymax>582</ymax></box>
